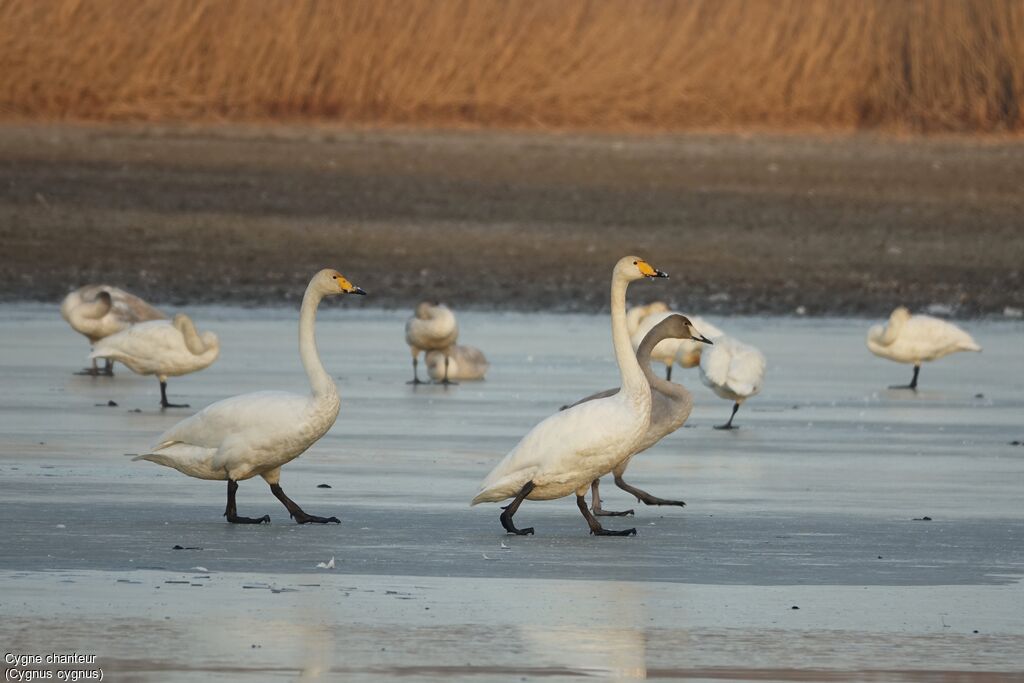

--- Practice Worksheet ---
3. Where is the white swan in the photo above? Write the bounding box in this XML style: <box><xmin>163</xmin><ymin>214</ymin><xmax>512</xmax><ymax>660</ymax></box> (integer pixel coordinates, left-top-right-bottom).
<box><xmin>133</xmin><ymin>269</ymin><xmax>365</xmax><ymax>524</ymax></box>
<box><xmin>426</xmin><ymin>344</ymin><xmax>489</xmax><ymax>381</ymax></box>
<box><xmin>631</xmin><ymin>311</ymin><xmax>724</xmax><ymax>379</ymax></box>
<box><xmin>405</xmin><ymin>302</ymin><xmax>459</xmax><ymax>384</ymax></box>
<box><xmin>625</xmin><ymin>301</ymin><xmax>669</xmax><ymax>337</ymax></box>
<box><xmin>699</xmin><ymin>334</ymin><xmax>766</xmax><ymax>430</ymax></box>
<box><xmin>867</xmin><ymin>306</ymin><xmax>981</xmax><ymax>389</ymax></box>
<box><xmin>471</xmin><ymin>256</ymin><xmax>669</xmax><ymax>536</ymax></box>
<box><xmin>60</xmin><ymin>284</ymin><xmax>165</xmax><ymax>375</ymax></box>
<box><xmin>564</xmin><ymin>314</ymin><xmax>712</xmax><ymax>516</ymax></box>
<box><xmin>90</xmin><ymin>313</ymin><xmax>220</xmax><ymax>408</ymax></box>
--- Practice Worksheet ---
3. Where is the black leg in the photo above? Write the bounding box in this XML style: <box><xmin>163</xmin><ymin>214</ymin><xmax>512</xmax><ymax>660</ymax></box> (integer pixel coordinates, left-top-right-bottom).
<box><xmin>102</xmin><ymin>359</ymin><xmax>114</xmax><ymax>376</ymax></box>
<box><xmin>714</xmin><ymin>402</ymin><xmax>740</xmax><ymax>430</ymax></box>
<box><xmin>407</xmin><ymin>354</ymin><xmax>425</xmax><ymax>385</ymax></box>
<box><xmin>591</xmin><ymin>478</ymin><xmax>634</xmax><ymax>516</ymax></box>
<box><xmin>224</xmin><ymin>480</ymin><xmax>270</xmax><ymax>524</ymax></box>
<box><xmin>75</xmin><ymin>358</ymin><xmax>102</xmax><ymax>376</ymax></box>
<box><xmin>577</xmin><ymin>494</ymin><xmax>636</xmax><ymax>536</ymax></box>
<box><xmin>270</xmin><ymin>483</ymin><xmax>339</xmax><ymax>524</ymax></box>
<box><xmin>500</xmin><ymin>482</ymin><xmax>535</xmax><ymax>535</ymax></box>
<box><xmin>889</xmin><ymin>365</ymin><xmax>920</xmax><ymax>391</ymax></box>
<box><xmin>160</xmin><ymin>381</ymin><xmax>190</xmax><ymax>409</ymax></box>
<box><xmin>439</xmin><ymin>354</ymin><xmax>458</xmax><ymax>386</ymax></box>
<box><xmin>666</xmin><ymin>365</ymin><xmax>673</xmax><ymax>382</ymax></box>
<box><xmin>614</xmin><ymin>473</ymin><xmax>686</xmax><ymax>507</ymax></box>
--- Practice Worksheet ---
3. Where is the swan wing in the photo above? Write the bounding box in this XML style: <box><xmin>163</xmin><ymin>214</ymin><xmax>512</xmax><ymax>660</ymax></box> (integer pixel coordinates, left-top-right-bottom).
<box><xmin>90</xmin><ymin>320</ymin><xmax>181</xmax><ymax>360</ymax></box>
<box><xmin>903</xmin><ymin>316</ymin><xmax>982</xmax><ymax>355</ymax></box>
<box><xmin>700</xmin><ymin>336</ymin><xmax>766</xmax><ymax>398</ymax></box>
<box><xmin>153</xmin><ymin>391</ymin><xmax>312</xmax><ymax>450</ymax></box>
<box><xmin>472</xmin><ymin>395</ymin><xmax>638</xmax><ymax>504</ymax></box>
<box><xmin>562</xmin><ymin>386</ymin><xmax>620</xmax><ymax>410</ymax></box>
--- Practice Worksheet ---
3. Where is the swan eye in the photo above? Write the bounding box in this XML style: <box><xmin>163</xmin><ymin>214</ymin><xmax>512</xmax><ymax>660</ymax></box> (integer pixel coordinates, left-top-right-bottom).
<box><xmin>633</xmin><ymin>261</ymin><xmax>637</xmax><ymax>265</ymax></box>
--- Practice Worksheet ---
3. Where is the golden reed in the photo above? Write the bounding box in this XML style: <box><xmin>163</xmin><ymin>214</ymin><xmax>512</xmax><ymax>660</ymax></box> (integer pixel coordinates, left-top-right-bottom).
<box><xmin>2</xmin><ymin>0</ymin><xmax>1022</xmax><ymax>132</ymax></box>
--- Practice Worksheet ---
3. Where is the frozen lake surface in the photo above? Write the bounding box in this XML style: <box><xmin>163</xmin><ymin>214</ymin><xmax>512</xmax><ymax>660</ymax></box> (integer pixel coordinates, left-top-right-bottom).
<box><xmin>1</xmin><ymin>304</ymin><xmax>1022</xmax><ymax>681</ymax></box>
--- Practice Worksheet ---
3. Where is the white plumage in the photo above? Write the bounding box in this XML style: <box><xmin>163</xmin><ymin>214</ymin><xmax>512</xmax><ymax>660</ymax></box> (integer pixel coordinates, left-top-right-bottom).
<box><xmin>133</xmin><ymin>269</ymin><xmax>365</xmax><ymax>525</ymax></box>
<box><xmin>90</xmin><ymin>313</ymin><xmax>219</xmax><ymax>408</ymax></box>
<box><xmin>60</xmin><ymin>284</ymin><xmax>165</xmax><ymax>374</ymax></box>
<box><xmin>867</xmin><ymin>307</ymin><xmax>980</xmax><ymax>389</ymax></box>
<box><xmin>472</xmin><ymin>256</ymin><xmax>670</xmax><ymax>537</ymax></box>
<box><xmin>426</xmin><ymin>344</ymin><xmax>489</xmax><ymax>381</ymax></box>
<box><xmin>699</xmin><ymin>334</ymin><xmax>766</xmax><ymax>429</ymax></box>
<box><xmin>405</xmin><ymin>302</ymin><xmax>459</xmax><ymax>383</ymax></box>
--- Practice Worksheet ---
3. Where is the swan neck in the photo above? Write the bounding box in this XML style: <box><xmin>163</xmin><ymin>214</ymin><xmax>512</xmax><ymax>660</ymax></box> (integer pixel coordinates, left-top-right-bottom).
<box><xmin>611</xmin><ymin>276</ymin><xmax>647</xmax><ymax>399</ymax></box>
<box><xmin>299</xmin><ymin>285</ymin><xmax>336</xmax><ymax>398</ymax></box>
<box><xmin>177</xmin><ymin>317</ymin><xmax>207</xmax><ymax>354</ymax></box>
<box><xmin>881</xmin><ymin>313</ymin><xmax>905</xmax><ymax>345</ymax></box>
<box><xmin>79</xmin><ymin>296</ymin><xmax>112</xmax><ymax>320</ymax></box>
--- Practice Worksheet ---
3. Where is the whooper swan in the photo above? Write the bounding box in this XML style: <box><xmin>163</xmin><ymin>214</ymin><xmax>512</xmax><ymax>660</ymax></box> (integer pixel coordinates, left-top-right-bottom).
<box><xmin>60</xmin><ymin>284</ymin><xmax>165</xmax><ymax>375</ymax></box>
<box><xmin>564</xmin><ymin>314</ymin><xmax>712</xmax><ymax>516</ymax></box>
<box><xmin>405</xmin><ymin>302</ymin><xmax>459</xmax><ymax>384</ymax></box>
<box><xmin>866</xmin><ymin>306</ymin><xmax>981</xmax><ymax>390</ymax></box>
<box><xmin>699</xmin><ymin>334</ymin><xmax>766</xmax><ymax>430</ymax></box>
<box><xmin>133</xmin><ymin>269</ymin><xmax>365</xmax><ymax>524</ymax></box>
<box><xmin>90</xmin><ymin>313</ymin><xmax>219</xmax><ymax>408</ymax></box>
<box><xmin>471</xmin><ymin>256</ymin><xmax>669</xmax><ymax>537</ymax></box>
<box><xmin>426</xmin><ymin>344</ymin><xmax>489</xmax><ymax>381</ymax></box>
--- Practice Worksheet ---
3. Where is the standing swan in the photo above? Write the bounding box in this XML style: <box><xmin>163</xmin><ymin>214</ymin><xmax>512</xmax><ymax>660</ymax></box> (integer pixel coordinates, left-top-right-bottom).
<box><xmin>134</xmin><ymin>269</ymin><xmax>366</xmax><ymax>524</ymax></box>
<box><xmin>471</xmin><ymin>256</ymin><xmax>669</xmax><ymax>537</ymax></box>
<box><xmin>631</xmin><ymin>311</ymin><xmax>723</xmax><ymax>380</ymax></box>
<box><xmin>60</xmin><ymin>285</ymin><xmax>165</xmax><ymax>375</ymax></box>
<box><xmin>405</xmin><ymin>302</ymin><xmax>459</xmax><ymax>384</ymax></box>
<box><xmin>564</xmin><ymin>314</ymin><xmax>712</xmax><ymax>516</ymax></box>
<box><xmin>867</xmin><ymin>306</ymin><xmax>981</xmax><ymax>390</ymax></box>
<box><xmin>90</xmin><ymin>313</ymin><xmax>220</xmax><ymax>408</ymax></box>
<box><xmin>699</xmin><ymin>334</ymin><xmax>766</xmax><ymax>430</ymax></box>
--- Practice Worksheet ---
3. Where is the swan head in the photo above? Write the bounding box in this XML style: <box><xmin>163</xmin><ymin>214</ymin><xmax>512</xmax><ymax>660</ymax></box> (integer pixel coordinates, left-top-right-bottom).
<box><xmin>616</xmin><ymin>256</ymin><xmax>669</xmax><ymax>281</ymax></box>
<box><xmin>663</xmin><ymin>314</ymin><xmax>714</xmax><ymax>345</ymax></box>
<box><xmin>414</xmin><ymin>301</ymin><xmax>442</xmax><ymax>318</ymax></box>
<box><xmin>314</xmin><ymin>269</ymin><xmax>366</xmax><ymax>297</ymax></box>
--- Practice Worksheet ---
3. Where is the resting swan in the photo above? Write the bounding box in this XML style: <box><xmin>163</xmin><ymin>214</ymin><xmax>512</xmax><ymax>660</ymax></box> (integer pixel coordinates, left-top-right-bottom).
<box><xmin>60</xmin><ymin>284</ymin><xmax>166</xmax><ymax>375</ymax></box>
<box><xmin>426</xmin><ymin>344</ymin><xmax>489</xmax><ymax>381</ymax></box>
<box><xmin>471</xmin><ymin>256</ymin><xmax>669</xmax><ymax>537</ymax></box>
<box><xmin>134</xmin><ymin>269</ymin><xmax>365</xmax><ymax>524</ymax></box>
<box><xmin>90</xmin><ymin>313</ymin><xmax>220</xmax><ymax>408</ymax></box>
<box><xmin>699</xmin><ymin>334</ymin><xmax>766</xmax><ymax>430</ymax></box>
<box><xmin>405</xmin><ymin>302</ymin><xmax>459</xmax><ymax>384</ymax></box>
<box><xmin>631</xmin><ymin>311</ymin><xmax>724</xmax><ymax>379</ymax></box>
<box><xmin>564</xmin><ymin>314</ymin><xmax>712</xmax><ymax>516</ymax></box>
<box><xmin>867</xmin><ymin>306</ymin><xmax>981</xmax><ymax>390</ymax></box>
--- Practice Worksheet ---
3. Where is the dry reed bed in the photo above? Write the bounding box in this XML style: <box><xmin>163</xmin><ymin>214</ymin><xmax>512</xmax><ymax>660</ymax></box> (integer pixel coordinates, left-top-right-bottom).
<box><xmin>2</xmin><ymin>0</ymin><xmax>1023</xmax><ymax>132</ymax></box>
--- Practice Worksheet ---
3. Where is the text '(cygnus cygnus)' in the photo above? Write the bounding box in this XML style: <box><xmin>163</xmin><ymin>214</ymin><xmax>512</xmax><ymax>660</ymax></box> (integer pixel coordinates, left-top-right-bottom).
<box><xmin>90</xmin><ymin>313</ymin><xmax>219</xmax><ymax>408</ymax></box>
<box><xmin>405</xmin><ymin>301</ymin><xmax>459</xmax><ymax>384</ymax></box>
<box><xmin>866</xmin><ymin>306</ymin><xmax>981</xmax><ymax>390</ymax></box>
<box><xmin>471</xmin><ymin>256</ymin><xmax>668</xmax><ymax>537</ymax></box>
<box><xmin>565</xmin><ymin>314</ymin><xmax>711</xmax><ymax>516</ymax></box>
<box><xmin>60</xmin><ymin>284</ymin><xmax>166</xmax><ymax>375</ymax></box>
<box><xmin>134</xmin><ymin>269</ymin><xmax>365</xmax><ymax>524</ymax></box>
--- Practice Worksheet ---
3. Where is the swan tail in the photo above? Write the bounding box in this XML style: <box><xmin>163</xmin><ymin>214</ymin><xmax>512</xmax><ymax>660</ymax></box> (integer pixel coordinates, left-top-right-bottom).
<box><xmin>134</xmin><ymin>442</ymin><xmax>222</xmax><ymax>480</ymax></box>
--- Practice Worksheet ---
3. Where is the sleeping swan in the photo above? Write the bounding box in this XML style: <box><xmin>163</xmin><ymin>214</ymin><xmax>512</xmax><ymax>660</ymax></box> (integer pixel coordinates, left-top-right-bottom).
<box><xmin>471</xmin><ymin>256</ymin><xmax>669</xmax><ymax>537</ymax></box>
<box><xmin>426</xmin><ymin>345</ymin><xmax>489</xmax><ymax>381</ymax></box>
<box><xmin>867</xmin><ymin>306</ymin><xmax>981</xmax><ymax>390</ymax></box>
<box><xmin>90</xmin><ymin>313</ymin><xmax>219</xmax><ymax>408</ymax></box>
<box><xmin>699</xmin><ymin>334</ymin><xmax>766</xmax><ymax>430</ymax></box>
<box><xmin>60</xmin><ymin>284</ymin><xmax>166</xmax><ymax>375</ymax></box>
<box><xmin>405</xmin><ymin>302</ymin><xmax>459</xmax><ymax>384</ymax></box>
<box><xmin>133</xmin><ymin>269</ymin><xmax>365</xmax><ymax>524</ymax></box>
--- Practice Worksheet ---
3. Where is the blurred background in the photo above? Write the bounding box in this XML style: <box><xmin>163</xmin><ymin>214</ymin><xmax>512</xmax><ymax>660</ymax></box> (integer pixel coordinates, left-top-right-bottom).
<box><xmin>2</xmin><ymin>0</ymin><xmax>1022</xmax><ymax>313</ymax></box>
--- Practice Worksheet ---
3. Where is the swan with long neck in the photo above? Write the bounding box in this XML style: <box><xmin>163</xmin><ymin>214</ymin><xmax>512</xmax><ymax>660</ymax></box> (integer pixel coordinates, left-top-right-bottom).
<box><xmin>866</xmin><ymin>306</ymin><xmax>981</xmax><ymax>390</ymax></box>
<box><xmin>60</xmin><ymin>284</ymin><xmax>166</xmax><ymax>375</ymax></box>
<box><xmin>563</xmin><ymin>314</ymin><xmax>712</xmax><ymax>515</ymax></box>
<box><xmin>631</xmin><ymin>311</ymin><xmax>724</xmax><ymax>379</ymax></box>
<box><xmin>471</xmin><ymin>256</ymin><xmax>669</xmax><ymax>536</ymax></box>
<box><xmin>90</xmin><ymin>312</ymin><xmax>219</xmax><ymax>408</ymax></box>
<box><xmin>133</xmin><ymin>269</ymin><xmax>366</xmax><ymax>524</ymax></box>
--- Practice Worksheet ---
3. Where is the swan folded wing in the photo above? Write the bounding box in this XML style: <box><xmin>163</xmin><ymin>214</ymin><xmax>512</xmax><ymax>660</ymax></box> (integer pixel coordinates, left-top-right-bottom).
<box><xmin>134</xmin><ymin>443</ymin><xmax>223</xmax><ymax>480</ymax></box>
<box><xmin>725</xmin><ymin>345</ymin><xmax>766</xmax><ymax>396</ymax></box>
<box><xmin>904</xmin><ymin>317</ymin><xmax>982</xmax><ymax>355</ymax></box>
<box><xmin>472</xmin><ymin>396</ymin><xmax>638</xmax><ymax>504</ymax></box>
<box><xmin>154</xmin><ymin>391</ymin><xmax>312</xmax><ymax>450</ymax></box>
<box><xmin>563</xmin><ymin>386</ymin><xmax>620</xmax><ymax>410</ymax></box>
<box><xmin>90</xmin><ymin>321</ymin><xmax>180</xmax><ymax>361</ymax></box>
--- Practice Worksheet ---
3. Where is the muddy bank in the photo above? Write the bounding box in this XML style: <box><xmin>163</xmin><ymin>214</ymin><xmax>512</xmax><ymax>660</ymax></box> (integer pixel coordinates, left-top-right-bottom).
<box><xmin>1</xmin><ymin>125</ymin><xmax>1022</xmax><ymax>315</ymax></box>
